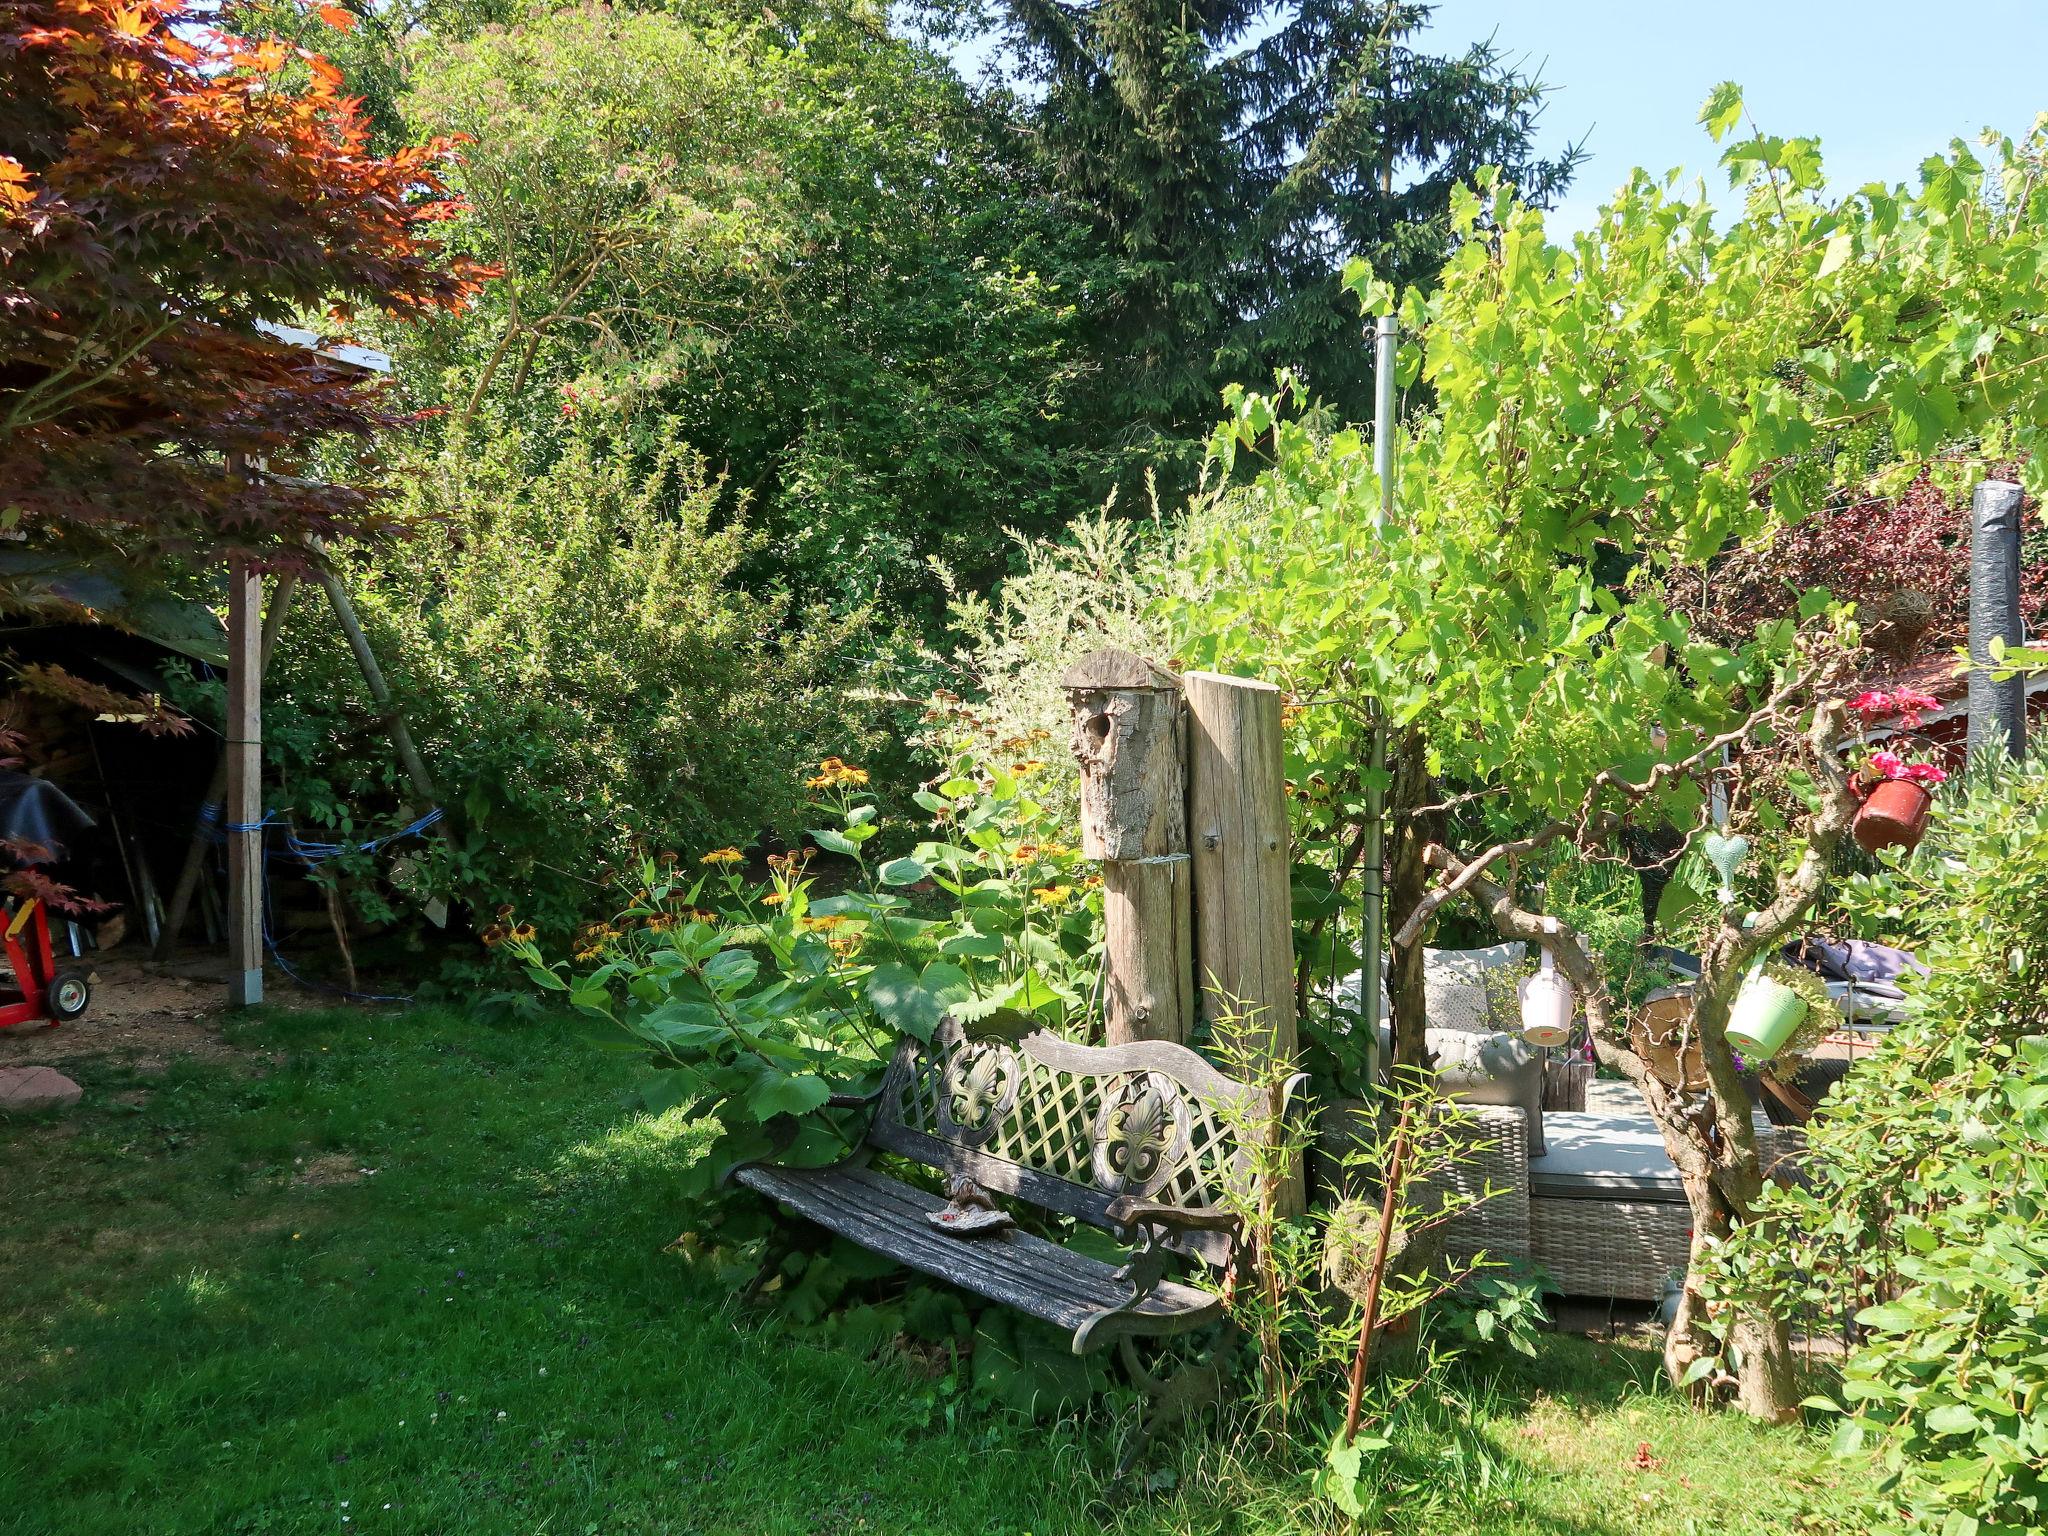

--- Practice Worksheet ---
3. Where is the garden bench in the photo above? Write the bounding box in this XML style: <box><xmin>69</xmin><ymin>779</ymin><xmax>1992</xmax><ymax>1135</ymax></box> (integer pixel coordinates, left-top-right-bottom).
<box><xmin>729</xmin><ymin>1015</ymin><xmax>1303</xmax><ymax>1464</ymax></box>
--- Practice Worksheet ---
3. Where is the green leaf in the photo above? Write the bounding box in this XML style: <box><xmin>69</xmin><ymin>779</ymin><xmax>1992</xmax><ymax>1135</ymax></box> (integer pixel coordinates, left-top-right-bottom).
<box><xmin>744</xmin><ymin>1071</ymin><xmax>832</xmax><ymax>1122</ymax></box>
<box><xmin>938</xmin><ymin>931</ymin><xmax>1005</xmax><ymax>959</ymax></box>
<box><xmin>701</xmin><ymin>948</ymin><xmax>759</xmax><ymax>994</ymax></box>
<box><xmin>1699</xmin><ymin>81</ymin><xmax>1745</xmax><ymax>142</ymax></box>
<box><xmin>865</xmin><ymin>960</ymin><xmax>971</xmax><ymax>1042</ymax></box>
<box><xmin>877</xmin><ymin>856</ymin><xmax>928</xmax><ymax>887</ymax></box>
<box><xmin>1924</xmin><ymin>1403</ymin><xmax>1982</xmax><ymax>1436</ymax></box>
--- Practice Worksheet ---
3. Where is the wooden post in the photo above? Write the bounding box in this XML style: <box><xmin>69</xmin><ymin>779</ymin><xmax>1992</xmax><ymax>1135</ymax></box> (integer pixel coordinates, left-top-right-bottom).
<box><xmin>224</xmin><ymin>554</ymin><xmax>264</xmax><ymax>1007</ymax></box>
<box><xmin>156</xmin><ymin>572</ymin><xmax>299</xmax><ymax>961</ymax></box>
<box><xmin>1063</xmin><ymin>648</ymin><xmax>1193</xmax><ymax>1045</ymax></box>
<box><xmin>1185</xmin><ymin>671</ymin><xmax>1297</xmax><ymax>1060</ymax></box>
<box><xmin>1185</xmin><ymin>670</ymin><xmax>1301</xmax><ymax>1212</ymax></box>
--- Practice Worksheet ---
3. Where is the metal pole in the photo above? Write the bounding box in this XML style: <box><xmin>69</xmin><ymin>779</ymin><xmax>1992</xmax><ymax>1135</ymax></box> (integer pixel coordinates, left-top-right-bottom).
<box><xmin>1359</xmin><ymin>311</ymin><xmax>1397</xmax><ymax>1072</ymax></box>
<box><xmin>1967</xmin><ymin>479</ymin><xmax>2027</xmax><ymax>762</ymax></box>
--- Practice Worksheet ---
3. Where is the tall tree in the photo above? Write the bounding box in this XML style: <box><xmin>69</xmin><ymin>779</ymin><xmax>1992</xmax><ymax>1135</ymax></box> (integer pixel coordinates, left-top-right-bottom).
<box><xmin>0</xmin><ymin>0</ymin><xmax>490</xmax><ymax>575</ymax></box>
<box><xmin>972</xmin><ymin>0</ymin><xmax>1576</xmax><ymax>483</ymax></box>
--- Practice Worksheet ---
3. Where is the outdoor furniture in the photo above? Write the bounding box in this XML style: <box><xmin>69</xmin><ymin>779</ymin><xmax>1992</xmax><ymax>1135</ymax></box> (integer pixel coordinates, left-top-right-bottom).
<box><xmin>1528</xmin><ymin>1111</ymin><xmax>1807</xmax><ymax>1300</ymax></box>
<box><xmin>1312</xmin><ymin>1100</ymin><xmax>1531</xmax><ymax>1270</ymax></box>
<box><xmin>728</xmin><ymin>1015</ymin><xmax>1302</xmax><ymax>1467</ymax></box>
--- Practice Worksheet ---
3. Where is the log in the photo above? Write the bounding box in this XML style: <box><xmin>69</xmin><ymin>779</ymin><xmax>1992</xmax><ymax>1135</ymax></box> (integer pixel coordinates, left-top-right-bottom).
<box><xmin>1063</xmin><ymin>648</ymin><xmax>1193</xmax><ymax>1045</ymax></box>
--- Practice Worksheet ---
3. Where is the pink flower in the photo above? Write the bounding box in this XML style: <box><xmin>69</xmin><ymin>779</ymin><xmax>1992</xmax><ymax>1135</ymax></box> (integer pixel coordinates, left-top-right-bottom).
<box><xmin>1895</xmin><ymin>688</ymin><xmax>1939</xmax><ymax>713</ymax></box>
<box><xmin>1849</xmin><ymin>690</ymin><xmax>1895</xmax><ymax>720</ymax></box>
<box><xmin>1904</xmin><ymin>762</ymin><xmax>1948</xmax><ymax>786</ymax></box>
<box><xmin>1868</xmin><ymin>749</ymin><xmax>1907</xmax><ymax>779</ymax></box>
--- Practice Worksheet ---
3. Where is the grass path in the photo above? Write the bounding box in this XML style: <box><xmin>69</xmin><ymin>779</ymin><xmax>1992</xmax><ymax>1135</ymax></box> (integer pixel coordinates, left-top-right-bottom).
<box><xmin>0</xmin><ymin>1006</ymin><xmax>1847</xmax><ymax>1534</ymax></box>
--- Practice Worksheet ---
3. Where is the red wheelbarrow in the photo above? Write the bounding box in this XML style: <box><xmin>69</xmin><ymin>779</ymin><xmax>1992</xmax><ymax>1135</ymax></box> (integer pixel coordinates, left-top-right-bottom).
<box><xmin>0</xmin><ymin>896</ymin><xmax>92</xmax><ymax>1030</ymax></box>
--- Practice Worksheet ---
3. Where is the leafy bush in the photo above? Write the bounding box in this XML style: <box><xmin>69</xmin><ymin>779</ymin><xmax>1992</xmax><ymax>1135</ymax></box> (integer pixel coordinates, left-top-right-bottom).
<box><xmin>929</xmin><ymin>502</ymin><xmax>1184</xmax><ymax>825</ymax></box>
<box><xmin>509</xmin><ymin>752</ymin><xmax>1102</xmax><ymax>1191</ymax></box>
<box><xmin>260</xmin><ymin>416</ymin><xmax>879</xmax><ymax>945</ymax></box>
<box><xmin>1722</xmin><ymin>746</ymin><xmax>2048</xmax><ymax>1533</ymax></box>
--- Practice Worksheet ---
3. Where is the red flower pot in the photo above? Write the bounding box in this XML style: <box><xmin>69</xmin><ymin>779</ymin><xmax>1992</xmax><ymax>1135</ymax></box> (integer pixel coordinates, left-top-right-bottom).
<box><xmin>1854</xmin><ymin>779</ymin><xmax>1933</xmax><ymax>854</ymax></box>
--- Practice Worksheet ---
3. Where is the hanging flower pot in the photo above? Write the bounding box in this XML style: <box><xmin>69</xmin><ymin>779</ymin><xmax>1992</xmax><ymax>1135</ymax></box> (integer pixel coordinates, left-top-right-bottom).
<box><xmin>1518</xmin><ymin>951</ymin><xmax>1574</xmax><ymax>1048</ymax></box>
<box><xmin>1726</xmin><ymin>971</ymin><xmax>1809</xmax><ymax>1064</ymax></box>
<box><xmin>1854</xmin><ymin>778</ymin><xmax>1934</xmax><ymax>855</ymax></box>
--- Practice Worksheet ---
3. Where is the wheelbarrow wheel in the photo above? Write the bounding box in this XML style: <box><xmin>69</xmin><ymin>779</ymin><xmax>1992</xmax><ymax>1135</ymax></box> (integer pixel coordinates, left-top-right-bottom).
<box><xmin>47</xmin><ymin>967</ymin><xmax>91</xmax><ymax>1023</ymax></box>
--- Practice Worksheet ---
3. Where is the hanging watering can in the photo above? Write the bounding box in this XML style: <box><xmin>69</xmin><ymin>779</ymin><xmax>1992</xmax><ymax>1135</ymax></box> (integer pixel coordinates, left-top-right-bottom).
<box><xmin>1518</xmin><ymin>950</ymin><xmax>1574</xmax><ymax>1048</ymax></box>
<box><xmin>1725</xmin><ymin>969</ymin><xmax>1808</xmax><ymax>1064</ymax></box>
<box><xmin>1854</xmin><ymin>779</ymin><xmax>1933</xmax><ymax>855</ymax></box>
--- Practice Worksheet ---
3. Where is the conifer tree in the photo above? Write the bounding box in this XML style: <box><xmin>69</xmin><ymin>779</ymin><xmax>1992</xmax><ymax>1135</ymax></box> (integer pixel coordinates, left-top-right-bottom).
<box><xmin>983</xmin><ymin>0</ymin><xmax>1577</xmax><ymax>479</ymax></box>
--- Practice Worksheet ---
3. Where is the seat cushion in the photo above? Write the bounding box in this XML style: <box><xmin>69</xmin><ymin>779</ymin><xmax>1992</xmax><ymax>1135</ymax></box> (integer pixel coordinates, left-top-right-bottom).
<box><xmin>1529</xmin><ymin>1112</ymin><xmax>1685</xmax><ymax>1202</ymax></box>
<box><xmin>733</xmin><ymin>1161</ymin><xmax>1219</xmax><ymax>1349</ymax></box>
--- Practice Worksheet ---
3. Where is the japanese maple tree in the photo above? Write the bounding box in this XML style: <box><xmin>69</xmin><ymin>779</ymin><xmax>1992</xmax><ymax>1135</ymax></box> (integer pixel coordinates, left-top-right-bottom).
<box><xmin>0</xmin><ymin>0</ymin><xmax>491</xmax><ymax>572</ymax></box>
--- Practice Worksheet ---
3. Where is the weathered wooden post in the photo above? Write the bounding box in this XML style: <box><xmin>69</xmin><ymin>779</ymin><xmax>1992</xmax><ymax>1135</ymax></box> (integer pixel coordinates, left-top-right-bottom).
<box><xmin>1064</xmin><ymin>648</ymin><xmax>1194</xmax><ymax>1045</ymax></box>
<box><xmin>224</xmin><ymin>551</ymin><xmax>264</xmax><ymax>1008</ymax></box>
<box><xmin>1184</xmin><ymin>670</ymin><xmax>1302</xmax><ymax>1211</ymax></box>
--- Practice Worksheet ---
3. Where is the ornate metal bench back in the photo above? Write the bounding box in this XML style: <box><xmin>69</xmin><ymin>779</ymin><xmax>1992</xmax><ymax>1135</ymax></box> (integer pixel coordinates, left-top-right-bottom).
<box><xmin>868</xmin><ymin>1016</ymin><xmax>1264</xmax><ymax>1266</ymax></box>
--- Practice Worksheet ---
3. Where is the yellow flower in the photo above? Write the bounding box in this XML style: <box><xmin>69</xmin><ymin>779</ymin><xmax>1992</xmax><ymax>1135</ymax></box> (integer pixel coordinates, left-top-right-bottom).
<box><xmin>701</xmin><ymin>848</ymin><xmax>744</xmax><ymax>866</ymax></box>
<box><xmin>1031</xmin><ymin>884</ymin><xmax>1074</xmax><ymax>907</ymax></box>
<box><xmin>1011</xmin><ymin>759</ymin><xmax>1046</xmax><ymax>776</ymax></box>
<box><xmin>510</xmin><ymin>922</ymin><xmax>536</xmax><ymax>943</ymax></box>
<box><xmin>480</xmin><ymin>923</ymin><xmax>508</xmax><ymax>948</ymax></box>
<box><xmin>825</xmin><ymin>933</ymin><xmax>862</xmax><ymax>958</ymax></box>
<box><xmin>799</xmin><ymin>914</ymin><xmax>847</xmax><ymax>931</ymax></box>
<box><xmin>760</xmin><ymin>891</ymin><xmax>787</xmax><ymax>907</ymax></box>
<box><xmin>804</xmin><ymin>756</ymin><xmax>869</xmax><ymax>790</ymax></box>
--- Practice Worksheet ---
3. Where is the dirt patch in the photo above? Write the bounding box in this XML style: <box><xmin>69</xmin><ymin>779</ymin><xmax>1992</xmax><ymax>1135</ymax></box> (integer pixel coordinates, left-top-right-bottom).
<box><xmin>0</xmin><ymin>945</ymin><xmax>334</xmax><ymax>1072</ymax></box>
<box><xmin>0</xmin><ymin>949</ymin><xmax>231</xmax><ymax>1067</ymax></box>
<box><xmin>292</xmin><ymin>1152</ymin><xmax>373</xmax><ymax>1189</ymax></box>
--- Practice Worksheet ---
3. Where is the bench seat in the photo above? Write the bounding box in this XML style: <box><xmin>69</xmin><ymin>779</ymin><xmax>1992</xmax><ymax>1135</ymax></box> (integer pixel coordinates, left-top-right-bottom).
<box><xmin>735</xmin><ymin>1161</ymin><xmax>1221</xmax><ymax>1348</ymax></box>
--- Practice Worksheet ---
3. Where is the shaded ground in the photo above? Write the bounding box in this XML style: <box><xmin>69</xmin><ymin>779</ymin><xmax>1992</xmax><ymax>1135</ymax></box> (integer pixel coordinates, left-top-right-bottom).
<box><xmin>0</xmin><ymin>949</ymin><xmax>249</xmax><ymax>1073</ymax></box>
<box><xmin>0</xmin><ymin>1005</ymin><xmax>1857</xmax><ymax>1536</ymax></box>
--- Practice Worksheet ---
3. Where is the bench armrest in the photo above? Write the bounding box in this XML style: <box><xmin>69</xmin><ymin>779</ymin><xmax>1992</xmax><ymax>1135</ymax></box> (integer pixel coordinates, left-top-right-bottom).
<box><xmin>1104</xmin><ymin>1197</ymin><xmax>1240</xmax><ymax>1239</ymax></box>
<box><xmin>827</xmin><ymin>1084</ymin><xmax>883</xmax><ymax>1109</ymax></box>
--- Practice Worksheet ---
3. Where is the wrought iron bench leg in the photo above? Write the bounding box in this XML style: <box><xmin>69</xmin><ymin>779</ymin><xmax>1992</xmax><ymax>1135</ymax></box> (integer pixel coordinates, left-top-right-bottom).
<box><xmin>741</xmin><ymin>1216</ymin><xmax>800</xmax><ymax>1303</ymax></box>
<box><xmin>1115</xmin><ymin>1334</ymin><xmax>1228</xmax><ymax>1476</ymax></box>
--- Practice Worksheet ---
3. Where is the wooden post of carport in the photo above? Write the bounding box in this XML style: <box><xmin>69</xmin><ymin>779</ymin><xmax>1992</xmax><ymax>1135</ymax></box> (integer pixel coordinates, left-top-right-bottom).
<box><xmin>223</xmin><ymin>522</ymin><xmax>265</xmax><ymax>1007</ymax></box>
<box><xmin>217</xmin><ymin>325</ymin><xmax>398</xmax><ymax>1008</ymax></box>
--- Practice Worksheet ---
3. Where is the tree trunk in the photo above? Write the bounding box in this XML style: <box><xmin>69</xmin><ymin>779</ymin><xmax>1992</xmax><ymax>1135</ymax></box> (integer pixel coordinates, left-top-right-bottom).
<box><xmin>1414</xmin><ymin>846</ymin><xmax>1805</xmax><ymax>1421</ymax></box>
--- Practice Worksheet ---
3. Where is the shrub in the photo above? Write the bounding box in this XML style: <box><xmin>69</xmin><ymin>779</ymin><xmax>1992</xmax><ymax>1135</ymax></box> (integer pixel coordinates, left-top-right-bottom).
<box><xmin>509</xmin><ymin>751</ymin><xmax>1102</xmax><ymax>1191</ymax></box>
<box><xmin>929</xmin><ymin>500</ymin><xmax>1184</xmax><ymax>824</ymax></box>
<box><xmin>259</xmin><ymin>416</ymin><xmax>880</xmax><ymax>945</ymax></box>
<box><xmin>1722</xmin><ymin>744</ymin><xmax>2048</xmax><ymax>1533</ymax></box>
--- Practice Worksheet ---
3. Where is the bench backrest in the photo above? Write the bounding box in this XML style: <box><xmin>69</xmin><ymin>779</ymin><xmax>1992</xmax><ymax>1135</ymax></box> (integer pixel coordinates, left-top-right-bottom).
<box><xmin>869</xmin><ymin>1016</ymin><xmax>1287</xmax><ymax>1266</ymax></box>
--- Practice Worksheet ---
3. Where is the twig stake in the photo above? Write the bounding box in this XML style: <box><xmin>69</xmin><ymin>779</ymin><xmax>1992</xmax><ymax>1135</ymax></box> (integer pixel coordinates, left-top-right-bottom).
<box><xmin>1342</xmin><ymin>1098</ymin><xmax>1413</xmax><ymax>1444</ymax></box>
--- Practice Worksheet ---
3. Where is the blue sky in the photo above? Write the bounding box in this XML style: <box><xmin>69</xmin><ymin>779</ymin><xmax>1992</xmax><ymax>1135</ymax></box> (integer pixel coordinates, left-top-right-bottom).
<box><xmin>1434</xmin><ymin>1</ymin><xmax>2048</xmax><ymax>235</ymax></box>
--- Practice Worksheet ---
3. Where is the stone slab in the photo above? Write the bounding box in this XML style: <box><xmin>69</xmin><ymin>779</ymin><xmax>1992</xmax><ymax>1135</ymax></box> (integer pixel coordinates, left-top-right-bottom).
<box><xmin>0</xmin><ymin>1066</ymin><xmax>83</xmax><ymax>1112</ymax></box>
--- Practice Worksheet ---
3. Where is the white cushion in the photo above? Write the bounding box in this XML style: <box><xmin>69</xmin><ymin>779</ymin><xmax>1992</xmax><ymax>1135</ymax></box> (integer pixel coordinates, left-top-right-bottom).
<box><xmin>1424</xmin><ymin>943</ymin><xmax>1527</xmax><ymax>1034</ymax></box>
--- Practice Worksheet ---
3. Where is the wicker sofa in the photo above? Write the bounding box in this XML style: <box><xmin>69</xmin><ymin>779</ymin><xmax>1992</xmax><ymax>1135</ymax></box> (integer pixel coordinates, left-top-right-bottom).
<box><xmin>1314</xmin><ymin>1097</ymin><xmax>1807</xmax><ymax>1301</ymax></box>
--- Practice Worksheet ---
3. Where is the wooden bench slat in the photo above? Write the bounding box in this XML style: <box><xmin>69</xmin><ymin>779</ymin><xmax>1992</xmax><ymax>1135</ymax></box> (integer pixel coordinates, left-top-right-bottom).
<box><xmin>735</xmin><ymin>1162</ymin><xmax>1219</xmax><ymax>1346</ymax></box>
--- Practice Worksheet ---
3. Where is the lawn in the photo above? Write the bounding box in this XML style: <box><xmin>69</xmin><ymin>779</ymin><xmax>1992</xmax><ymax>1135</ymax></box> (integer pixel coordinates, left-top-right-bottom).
<box><xmin>0</xmin><ymin>1006</ymin><xmax>1850</xmax><ymax>1535</ymax></box>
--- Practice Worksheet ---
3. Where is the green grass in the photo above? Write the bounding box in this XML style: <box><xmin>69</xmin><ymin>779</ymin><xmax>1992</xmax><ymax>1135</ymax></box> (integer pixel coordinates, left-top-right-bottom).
<box><xmin>0</xmin><ymin>1006</ymin><xmax>1850</xmax><ymax>1535</ymax></box>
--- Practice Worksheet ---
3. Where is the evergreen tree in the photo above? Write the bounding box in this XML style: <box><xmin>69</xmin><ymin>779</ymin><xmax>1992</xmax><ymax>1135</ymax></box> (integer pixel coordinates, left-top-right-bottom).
<box><xmin>978</xmin><ymin>0</ymin><xmax>1578</xmax><ymax>483</ymax></box>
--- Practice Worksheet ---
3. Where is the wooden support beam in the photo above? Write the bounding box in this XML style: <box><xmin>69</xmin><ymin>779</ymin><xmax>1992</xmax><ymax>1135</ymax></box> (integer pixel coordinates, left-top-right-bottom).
<box><xmin>1185</xmin><ymin>670</ymin><xmax>1302</xmax><ymax>1213</ymax></box>
<box><xmin>1184</xmin><ymin>671</ymin><xmax>1297</xmax><ymax>1065</ymax></box>
<box><xmin>224</xmin><ymin>555</ymin><xmax>264</xmax><ymax>1007</ymax></box>
<box><xmin>155</xmin><ymin>572</ymin><xmax>299</xmax><ymax>962</ymax></box>
<box><xmin>1064</xmin><ymin>648</ymin><xmax>1193</xmax><ymax>1045</ymax></box>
